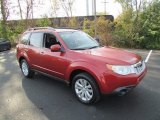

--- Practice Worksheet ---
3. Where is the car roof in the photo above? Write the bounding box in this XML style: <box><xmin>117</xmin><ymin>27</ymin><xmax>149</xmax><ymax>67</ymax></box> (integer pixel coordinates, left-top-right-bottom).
<box><xmin>54</xmin><ymin>29</ymin><xmax>78</xmax><ymax>32</ymax></box>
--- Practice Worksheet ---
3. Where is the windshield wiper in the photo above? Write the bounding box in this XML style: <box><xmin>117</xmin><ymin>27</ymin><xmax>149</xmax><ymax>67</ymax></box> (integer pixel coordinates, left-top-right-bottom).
<box><xmin>71</xmin><ymin>48</ymin><xmax>86</xmax><ymax>50</ymax></box>
<box><xmin>88</xmin><ymin>46</ymin><xmax>100</xmax><ymax>49</ymax></box>
<box><xmin>71</xmin><ymin>46</ymin><xmax>100</xmax><ymax>50</ymax></box>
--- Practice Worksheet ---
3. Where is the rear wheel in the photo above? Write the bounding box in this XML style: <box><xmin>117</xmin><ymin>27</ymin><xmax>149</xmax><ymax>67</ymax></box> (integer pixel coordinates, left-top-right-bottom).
<box><xmin>20</xmin><ymin>59</ymin><xmax>34</xmax><ymax>78</ymax></box>
<box><xmin>72</xmin><ymin>73</ymin><xmax>100</xmax><ymax>104</ymax></box>
<box><xmin>8</xmin><ymin>44</ymin><xmax>11</xmax><ymax>50</ymax></box>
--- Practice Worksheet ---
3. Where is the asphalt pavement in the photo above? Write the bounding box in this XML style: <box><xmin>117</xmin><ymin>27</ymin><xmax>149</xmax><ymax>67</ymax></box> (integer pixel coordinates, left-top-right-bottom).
<box><xmin>0</xmin><ymin>49</ymin><xmax>160</xmax><ymax>120</ymax></box>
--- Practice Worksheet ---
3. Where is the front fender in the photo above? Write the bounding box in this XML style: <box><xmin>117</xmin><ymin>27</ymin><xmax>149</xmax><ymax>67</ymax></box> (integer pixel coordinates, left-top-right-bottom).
<box><xmin>65</xmin><ymin>61</ymin><xmax>107</xmax><ymax>92</ymax></box>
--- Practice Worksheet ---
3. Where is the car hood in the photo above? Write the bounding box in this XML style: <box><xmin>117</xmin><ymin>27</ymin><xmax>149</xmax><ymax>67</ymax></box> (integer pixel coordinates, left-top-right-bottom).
<box><xmin>75</xmin><ymin>47</ymin><xmax>141</xmax><ymax>65</ymax></box>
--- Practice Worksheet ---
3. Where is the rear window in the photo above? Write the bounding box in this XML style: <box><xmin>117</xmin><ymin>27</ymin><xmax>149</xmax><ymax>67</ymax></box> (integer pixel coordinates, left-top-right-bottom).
<box><xmin>29</xmin><ymin>33</ymin><xmax>43</xmax><ymax>47</ymax></box>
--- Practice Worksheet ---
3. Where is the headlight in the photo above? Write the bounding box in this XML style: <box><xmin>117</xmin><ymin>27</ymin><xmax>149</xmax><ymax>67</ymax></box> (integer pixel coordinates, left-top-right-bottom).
<box><xmin>107</xmin><ymin>64</ymin><xmax>135</xmax><ymax>75</ymax></box>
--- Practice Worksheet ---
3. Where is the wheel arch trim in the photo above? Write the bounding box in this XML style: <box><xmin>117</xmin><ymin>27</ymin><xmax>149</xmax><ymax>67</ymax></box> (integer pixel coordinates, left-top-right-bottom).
<box><xmin>65</xmin><ymin>61</ymin><xmax>106</xmax><ymax>93</ymax></box>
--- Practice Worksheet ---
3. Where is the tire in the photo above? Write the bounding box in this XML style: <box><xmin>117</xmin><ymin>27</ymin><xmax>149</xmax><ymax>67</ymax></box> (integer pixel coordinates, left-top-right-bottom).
<box><xmin>72</xmin><ymin>73</ymin><xmax>100</xmax><ymax>104</ymax></box>
<box><xmin>20</xmin><ymin>59</ymin><xmax>34</xmax><ymax>78</ymax></box>
<box><xmin>8</xmin><ymin>45</ymin><xmax>11</xmax><ymax>50</ymax></box>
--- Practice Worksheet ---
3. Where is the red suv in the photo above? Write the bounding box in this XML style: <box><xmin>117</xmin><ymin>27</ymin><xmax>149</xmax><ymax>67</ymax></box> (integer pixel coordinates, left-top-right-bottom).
<box><xmin>16</xmin><ymin>27</ymin><xmax>147</xmax><ymax>104</ymax></box>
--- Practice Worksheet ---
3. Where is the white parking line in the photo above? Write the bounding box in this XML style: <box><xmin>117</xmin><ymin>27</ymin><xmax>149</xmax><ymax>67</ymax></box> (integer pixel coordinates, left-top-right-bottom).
<box><xmin>145</xmin><ymin>50</ymin><xmax>152</xmax><ymax>63</ymax></box>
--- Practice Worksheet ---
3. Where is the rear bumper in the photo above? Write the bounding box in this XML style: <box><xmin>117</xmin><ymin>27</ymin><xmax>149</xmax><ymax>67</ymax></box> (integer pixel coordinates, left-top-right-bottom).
<box><xmin>99</xmin><ymin>67</ymin><xmax>147</xmax><ymax>94</ymax></box>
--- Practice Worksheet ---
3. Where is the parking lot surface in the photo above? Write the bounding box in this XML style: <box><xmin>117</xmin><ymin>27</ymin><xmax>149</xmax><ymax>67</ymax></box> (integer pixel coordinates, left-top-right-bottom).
<box><xmin>0</xmin><ymin>49</ymin><xmax>160</xmax><ymax>120</ymax></box>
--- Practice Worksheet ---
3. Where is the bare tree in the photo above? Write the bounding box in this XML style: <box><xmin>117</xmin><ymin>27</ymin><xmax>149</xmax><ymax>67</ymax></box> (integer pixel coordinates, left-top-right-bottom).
<box><xmin>0</xmin><ymin>0</ymin><xmax>9</xmax><ymax>39</ymax></box>
<box><xmin>0</xmin><ymin>0</ymin><xmax>10</xmax><ymax>20</ymax></box>
<box><xmin>116</xmin><ymin>0</ymin><xmax>143</xmax><ymax>21</ymax></box>
<box><xmin>116</xmin><ymin>0</ymin><xmax>143</xmax><ymax>12</ymax></box>
<box><xmin>21</xmin><ymin>0</ymin><xmax>34</xmax><ymax>27</ymax></box>
<box><xmin>25</xmin><ymin>0</ymin><xmax>33</xmax><ymax>20</ymax></box>
<box><xmin>16</xmin><ymin>0</ymin><xmax>44</xmax><ymax>27</ymax></box>
<box><xmin>51</xmin><ymin>0</ymin><xmax>75</xmax><ymax>17</ymax></box>
<box><xmin>50</xmin><ymin>0</ymin><xmax>60</xmax><ymax>17</ymax></box>
<box><xmin>17</xmin><ymin>0</ymin><xmax>23</xmax><ymax>19</ymax></box>
<box><xmin>59</xmin><ymin>0</ymin><xmax>75</xmax><ymax>17</ymax></box>
<box><xmin>134</xmin><ymin>0</ymin><xmax>142</xmax><ymax>20</ymax></box>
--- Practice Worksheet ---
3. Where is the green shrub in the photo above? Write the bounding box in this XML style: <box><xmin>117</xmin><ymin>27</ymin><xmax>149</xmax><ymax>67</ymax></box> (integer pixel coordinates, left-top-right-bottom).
<box><xmin>83</xmin><ymin>18</ymin><xmax>94</xmax><ymax>37</ymax></box>
<box><xmin>68</xmin><ymin>17</ymin><xmax>81</xmax><ymax>28</ymax></box>
<box><xmin>83</xmin><ymin>16</ymin><xmax>114</xmax><ymax>46</ymax></box>
<box><xmin>36</xmin><ymin>17</ymin><xmax>51</xmax><ymax>27</ymax></box>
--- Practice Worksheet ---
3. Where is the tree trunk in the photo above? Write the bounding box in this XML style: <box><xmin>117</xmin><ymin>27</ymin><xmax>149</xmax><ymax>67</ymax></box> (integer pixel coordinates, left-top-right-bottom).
<box><xmin>17</xmin><ymin>0</ymin><xmax>23</xmax><ymax>20</ymax></box>
<box><xmin>0</xmin><ymin>0</ymin><xmax>8</xmax><ymax>39</ymax></box>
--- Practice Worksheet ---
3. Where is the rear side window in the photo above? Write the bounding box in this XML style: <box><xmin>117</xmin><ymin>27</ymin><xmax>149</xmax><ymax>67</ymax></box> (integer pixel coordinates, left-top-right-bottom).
<box><xmin>30</xmin><ymin>33</ymin><xmax>43</xmax><ymax>47</ymax></box>
<box><xmin>21</xmin><ymin>33</ymin><xmax>30</xmax><ymax>45</ymax></box>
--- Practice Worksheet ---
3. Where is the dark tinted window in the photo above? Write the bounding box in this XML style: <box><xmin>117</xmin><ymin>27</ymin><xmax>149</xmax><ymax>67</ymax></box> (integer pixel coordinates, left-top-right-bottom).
<box><xmin>44</xmin><ymin>33</ymin><xmax>60</xmax><ymax>48</ymax></box>
<box><xmin>21</xmin><ymin>33</ymin><xmax>30</xmax><ymax>45</ymax></box>
<box><xmin>30</xmin><ymin>33</ymin><xmax>43</xmax><ymax>47</ymax></box>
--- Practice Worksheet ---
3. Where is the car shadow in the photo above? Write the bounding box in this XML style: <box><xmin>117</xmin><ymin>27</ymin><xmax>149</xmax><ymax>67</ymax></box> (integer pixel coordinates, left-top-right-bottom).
<box><xmin>22</xmin><ymin>73</ymin><xmax>160</xmax><ymax>120</ymax></box>
<box><xmin>1</xmin><ymin>50</ymin><xmax>160</xmax><ymax>120</ymax></box>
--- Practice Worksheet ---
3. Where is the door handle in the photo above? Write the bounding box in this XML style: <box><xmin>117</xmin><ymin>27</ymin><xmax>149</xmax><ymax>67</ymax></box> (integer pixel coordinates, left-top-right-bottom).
<box><xmin>40</xmin><ymin>51</ymin><xmax>44</xmax><ymax>54</ymax></box>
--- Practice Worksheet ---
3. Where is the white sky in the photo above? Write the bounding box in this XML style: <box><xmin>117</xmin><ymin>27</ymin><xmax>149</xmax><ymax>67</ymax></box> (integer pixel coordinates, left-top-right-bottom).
<box><xmin>74</xmin><ymin>0</ymin><xmax>122</xmax><ymax>17</ymax></box>
<box><xmin>8</xmin><ymin>0</ymin><xmax>122</xmax><ymax>20</ymax></box>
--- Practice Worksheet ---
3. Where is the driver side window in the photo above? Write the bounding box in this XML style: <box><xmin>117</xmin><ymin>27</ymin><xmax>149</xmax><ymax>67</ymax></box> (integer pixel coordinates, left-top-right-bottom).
<box><xmin>43</xmin><ymin>33</ymin><xmax>60</xmax><ymax>49</ymax></box>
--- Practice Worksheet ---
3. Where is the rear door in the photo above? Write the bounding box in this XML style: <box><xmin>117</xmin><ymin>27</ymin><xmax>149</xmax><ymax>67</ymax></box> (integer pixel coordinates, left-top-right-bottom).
<box><xmin>27</xmin><ymin>32</ymin><xmax>44</xmax><ymax>70</ymax></box>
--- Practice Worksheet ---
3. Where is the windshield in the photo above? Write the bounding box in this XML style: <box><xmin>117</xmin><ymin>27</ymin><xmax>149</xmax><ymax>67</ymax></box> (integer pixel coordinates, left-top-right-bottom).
<box><xmin>59</xmin><ymin>31</ymin><xmax>100</xmax><ymax>50</ymax></box>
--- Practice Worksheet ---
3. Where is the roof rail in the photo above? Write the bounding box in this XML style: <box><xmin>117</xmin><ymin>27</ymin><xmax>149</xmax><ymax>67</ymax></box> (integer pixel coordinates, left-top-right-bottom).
<box><xmin>27</xmin><ymin>27</ymin><xmax>55</xmax><ymax>31</ymax></box>
<box><xmin>56</xmin><ymin>27</ymin><xmax>82</xmax><ymax>30</ymax></box>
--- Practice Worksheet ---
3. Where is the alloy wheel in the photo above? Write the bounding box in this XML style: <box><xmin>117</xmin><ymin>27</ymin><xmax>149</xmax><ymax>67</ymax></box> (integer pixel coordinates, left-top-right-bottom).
<box><xmin>75</xmin><ymin>78</ymin><xmax>93</xmax><ymax>102</ymax></box>
<box><xmin>21</xmin><ymin>61</ymin><xmax>29</xmax><ymax>76</ymax></box>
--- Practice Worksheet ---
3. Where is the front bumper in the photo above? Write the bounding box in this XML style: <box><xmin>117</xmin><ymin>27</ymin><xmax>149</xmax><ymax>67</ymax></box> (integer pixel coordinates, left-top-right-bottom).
<box><xmin>100</xmin><ymin>67</ymin><xmax>147</xmax><ymax>94</ymax></box>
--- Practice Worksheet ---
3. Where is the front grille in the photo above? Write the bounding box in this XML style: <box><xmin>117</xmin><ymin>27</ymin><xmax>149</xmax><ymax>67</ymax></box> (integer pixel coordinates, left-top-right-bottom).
<box><xmin>132</xmin><ymin>60</ymin><xmax>145</xmax><ymax>74</ymax></box>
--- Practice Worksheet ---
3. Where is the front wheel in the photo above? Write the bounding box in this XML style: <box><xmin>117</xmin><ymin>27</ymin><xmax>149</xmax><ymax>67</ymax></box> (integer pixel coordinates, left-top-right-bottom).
<box><xmin>72</xmin><ymin>73</ymin><xmax>100</xmax><ymax>104</ymax></box>
<box><xmin>20</xmin><ymin>59</ymin><xmax>34</xmax><ymax>78</ymax></box>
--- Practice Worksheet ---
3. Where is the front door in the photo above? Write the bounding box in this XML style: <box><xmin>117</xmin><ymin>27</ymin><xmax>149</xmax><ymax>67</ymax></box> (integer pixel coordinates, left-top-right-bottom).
<box><xmin>38</xmin><ymin>33</ymin><xmax>70</xmax><ymax>79</ymax></box>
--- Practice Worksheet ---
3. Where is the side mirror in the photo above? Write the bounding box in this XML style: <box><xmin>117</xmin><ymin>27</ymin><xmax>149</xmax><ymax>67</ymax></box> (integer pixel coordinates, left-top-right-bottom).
<box><xmin>50</xmin><ymin>44</ymin><xmax>61</xmax><ymax>52</ymax></box>
<box><xmin>94</xmin><ymin>37</ymin><xmax>100</xmax><ymax>43</ymax></box>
